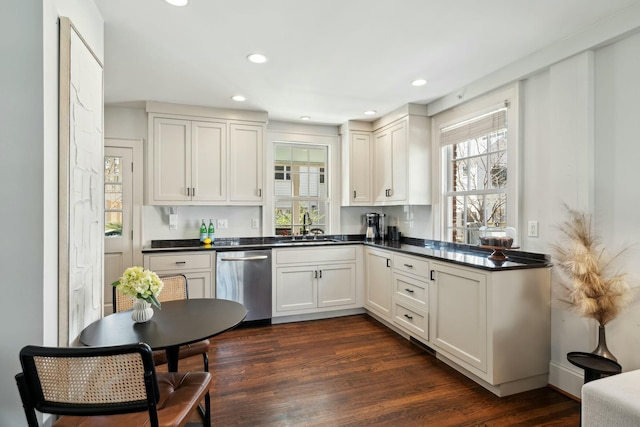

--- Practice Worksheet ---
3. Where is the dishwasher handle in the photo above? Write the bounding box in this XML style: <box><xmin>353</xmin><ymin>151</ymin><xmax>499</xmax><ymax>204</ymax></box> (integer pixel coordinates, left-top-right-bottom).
<box><xmin>219</xmin><ymin>255</ymin><xmax>269</xmax><ymax>262</ymax></box>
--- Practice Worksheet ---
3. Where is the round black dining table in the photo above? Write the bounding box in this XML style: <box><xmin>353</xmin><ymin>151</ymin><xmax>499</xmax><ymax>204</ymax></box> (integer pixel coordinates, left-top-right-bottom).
<box><xmin>80</xmin><ymin>298</ymin><xmax>247</xmax><ymax>372</ymax></box>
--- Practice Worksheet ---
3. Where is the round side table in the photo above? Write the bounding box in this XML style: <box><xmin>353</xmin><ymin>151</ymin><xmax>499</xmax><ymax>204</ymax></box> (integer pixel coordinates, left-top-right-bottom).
<box><xmin>567</xmin><ymin>351</ymin><xmax>622</xmax><ymax>383</ymax></box>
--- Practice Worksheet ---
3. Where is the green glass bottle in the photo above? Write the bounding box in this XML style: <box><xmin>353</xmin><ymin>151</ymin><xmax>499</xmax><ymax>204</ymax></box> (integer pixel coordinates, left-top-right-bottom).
<box><xmin>208</xmin><ymin>219</ymin><xmax>215</xmax><ymax>241</ymax></box>
<box><xmin>200</xmin><ymin>219</ymin><xmax>207</xmax><ymax>242</ymax></box>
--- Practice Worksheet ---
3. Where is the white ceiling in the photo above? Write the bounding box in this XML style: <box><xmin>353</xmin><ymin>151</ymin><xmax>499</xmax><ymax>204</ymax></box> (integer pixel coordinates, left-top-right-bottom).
<box><xmin>94</xmin><ymin>0</ymin><xmax>638</xmax><ymax>125</ymax></box>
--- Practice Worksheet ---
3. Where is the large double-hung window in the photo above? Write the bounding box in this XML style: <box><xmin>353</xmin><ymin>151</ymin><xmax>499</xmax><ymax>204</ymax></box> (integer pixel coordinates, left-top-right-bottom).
<box><xmin>437</xmin><ymin>87</ymin><xmax>518</xmax><ymax>244</ymax></box>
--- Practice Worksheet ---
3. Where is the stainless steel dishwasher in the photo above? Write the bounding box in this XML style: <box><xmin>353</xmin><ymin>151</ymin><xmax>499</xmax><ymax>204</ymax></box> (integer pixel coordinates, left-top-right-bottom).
<box><xmin>216</xmin><ymin>249</ymin><xmax>272</xmax><ymax>323</ymax></box>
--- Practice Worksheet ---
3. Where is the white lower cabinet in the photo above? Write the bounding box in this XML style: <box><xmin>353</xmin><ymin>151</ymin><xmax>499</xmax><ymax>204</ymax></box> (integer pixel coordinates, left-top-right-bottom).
<box><xmin>275</xmin><ymin>263</ymin><xmax>356</xmax><ymax>312</ymax></box>
<box><xmin>364</xmin><ymin>248</ymin><xmax>392</xmax><ymax>320</ymax></box>
<box><xmin>143</xmin><ymin>252</ymin><xmax>215</xmax><ymax>299</ymax></box>
<box><xmin>365</xmin><ymin>248</ymin><xmax>430</xmax><ymax>337</ymax></box>
<box><xmin>431</xmin><ymin>262</ymin><xmax>487</xmax><ymax>372</ymax></box>
<box><xmin>273</xmin><ymin>246</ymin><xmax>361</xmax><ymax>317</ymax></box>
<box><xmin>390</xmin><ymin>253</ymin><xmax>430</xmax><ymax>340</ymax></box>
<box><xmin>430</xmin><ymin>260</ymin><xmax>551</xmax><ymax>396</ymax></box>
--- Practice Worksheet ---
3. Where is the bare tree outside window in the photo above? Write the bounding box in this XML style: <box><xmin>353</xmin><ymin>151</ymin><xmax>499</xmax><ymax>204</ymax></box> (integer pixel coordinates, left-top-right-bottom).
<box><xmin>443</xmin><ymin>108</ymin><xmax>508</xmax><ymax>244</ymax></box>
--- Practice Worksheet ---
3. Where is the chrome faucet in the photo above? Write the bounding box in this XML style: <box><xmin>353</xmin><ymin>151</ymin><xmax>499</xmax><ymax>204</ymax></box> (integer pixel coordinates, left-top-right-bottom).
<box><xmin>302</xmin><ymin>212</ymin><xmax>311</xmax><ymax>237</ymax></box>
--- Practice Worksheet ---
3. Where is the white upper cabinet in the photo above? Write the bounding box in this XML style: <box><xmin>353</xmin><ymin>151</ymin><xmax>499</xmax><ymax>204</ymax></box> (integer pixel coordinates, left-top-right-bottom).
<box><xmin>340</xmin><ymin>122</ymin><xmax>372</xmax><ymax>206</ymax></box>
<box><xmin>372</xmin><ymin>105</ymin><xmax>430</xmax><ymax>205</ymax></box>
<box><xmin>373</xmin><ymin>120</ymin><xmax>408</xmax><ymax>203</ymax></box>
<box><xmin>341</xmin><ymin>104</ymin><xmax>431</xmax><ymax>207</ymax></box>
<box><xmin>229</xmin><ymin>123</ymin><xmax>263</xmax><ymax>202</ymax></box>
<box><xmin>145</xmin><ymin>102</ymin><xmax>266</xmax><ymax>205</ymax></box>
<box><xmin>151</xmin><ymin>117</ymin><xmax>191</xmax><ymax>202</ymax></box>
<box><xmin>192</xmin><ymin>121</ymin><xmax>227</xmax><ymax>202</ymax></box>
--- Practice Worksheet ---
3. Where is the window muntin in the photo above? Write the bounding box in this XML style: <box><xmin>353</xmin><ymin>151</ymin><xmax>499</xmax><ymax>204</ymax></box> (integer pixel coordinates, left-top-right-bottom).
<box><xmin>442</xmin><ymin>108</ymin><xmax>508</xmax><ymax>244</ymax></box>
<box><xmin>274</xmin><ymin>143</ymin><xmax>328</xmax><ymax>236</ymax></box>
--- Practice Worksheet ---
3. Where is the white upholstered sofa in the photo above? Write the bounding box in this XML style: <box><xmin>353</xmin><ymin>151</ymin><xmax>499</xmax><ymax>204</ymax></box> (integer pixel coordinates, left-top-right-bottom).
<box><xmin>582</xmin><ymin>369</ymin><xmax>640</xmax><ymax>426</ymax></box>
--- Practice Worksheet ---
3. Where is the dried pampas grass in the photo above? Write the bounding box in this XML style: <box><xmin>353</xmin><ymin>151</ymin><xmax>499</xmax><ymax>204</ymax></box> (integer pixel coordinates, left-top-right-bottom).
<box><xmin>553</xmin><ymin>205</ymin><xmax>631</xmax><ymax>326</ymax></box>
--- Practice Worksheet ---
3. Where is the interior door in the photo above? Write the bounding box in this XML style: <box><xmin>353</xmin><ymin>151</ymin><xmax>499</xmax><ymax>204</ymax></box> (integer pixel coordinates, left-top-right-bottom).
<box><xmin>104</xmin><ymin>145</ymin><xmax>133</xmax><ymax>314</ymax></box>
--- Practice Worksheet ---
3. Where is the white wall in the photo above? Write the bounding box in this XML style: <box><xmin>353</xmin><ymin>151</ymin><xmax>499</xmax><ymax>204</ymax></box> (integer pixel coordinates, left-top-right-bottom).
<box><xmin>1</xmin><ymin>0</ymin><xmax>103</xmax><ymax>425</ymax></box>
<box><xmin>0</xmin><ymin>2</ymin><xmax>45</xmax><ymax>424</ymax></box>
<box><xmin>593</xmin><ymin>30</ymin><xmax>640</xmax><ymax>375</ymax></box>
<box><xmin>143</xmin><ymin>205</ymin><xmax>262</xmax><ymax>245</ymax></box>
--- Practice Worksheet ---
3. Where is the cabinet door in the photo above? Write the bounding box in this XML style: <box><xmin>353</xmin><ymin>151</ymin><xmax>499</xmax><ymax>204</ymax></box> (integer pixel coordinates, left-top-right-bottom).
<box><xmin>153</xmin><ymin>118</ymin><xmax>191</xmax><ymax>201</ymax></box>
<box><xmin>229</xmin><ymin>123</ymin><xmax>263</xmax><ymax>202</ymax></box>
<box><xmin>373</xmin><ymin>128</ymin><xmax>391</xmax><ymax>202</ymax></box>
<box><xmin>318</xmin><ymin>263</ymin><xmax>356</xmax><ymax>307</ymax></box>
<box><xmin>388</xmin><ymin>120</ymin><xmax>407</xmax><ymax>201</ymax></box>
<box><xmin>191</xmin><ymin>121</ymin><xmax>226</xmax><ymax>202</ymax></box>
<box><xmin>350</xmin><ymin>132</ymin><xmax>372</xmax><ymax>204</ymax></box>
<box><xmin>432</xmin><ymin>262</ymin><xmax>487</xmax><ymax>373</ymax></box>
<box><xmin>184</xmin><ymin>271</ymin><xmax>213</xmax><ymax>299</ymax></box>
<box><xmin>275</xmin><ymin>266</ymin><xmax>316</xmax><ymax>312</ymax></box>
<box><xmin>365</xmin><ymin>249</ymin><xmax>392</xmax><ymax>319</ymax></box>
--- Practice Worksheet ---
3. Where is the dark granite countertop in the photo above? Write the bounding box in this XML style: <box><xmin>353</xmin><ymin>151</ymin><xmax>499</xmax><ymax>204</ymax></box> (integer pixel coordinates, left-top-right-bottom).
<box><xmin>143</xmin><ymin>235</ymin><xmax>551</xmax><ymax>272</ymax></box>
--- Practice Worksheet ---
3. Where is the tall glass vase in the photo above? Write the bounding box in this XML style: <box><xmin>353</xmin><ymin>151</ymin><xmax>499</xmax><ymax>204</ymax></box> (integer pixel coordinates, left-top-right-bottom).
<box><xmin>591</xmin><ymin>325</ymin><xmax>617</xmax><ymax>362</ymax></box>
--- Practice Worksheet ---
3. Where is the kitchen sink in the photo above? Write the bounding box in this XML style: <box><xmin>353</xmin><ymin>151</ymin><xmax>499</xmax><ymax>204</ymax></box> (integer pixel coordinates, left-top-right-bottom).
<box><xmin>273</xmin><ymin>238</ymin><xmax>343</xmax><ymax>246</ymax></box>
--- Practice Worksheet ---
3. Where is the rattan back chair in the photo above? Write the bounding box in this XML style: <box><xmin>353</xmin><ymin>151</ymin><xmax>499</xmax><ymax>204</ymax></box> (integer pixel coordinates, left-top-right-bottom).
<box><xmin>113</xmin><ymin>274</ymin><xmax>211</xmax><ymax>373</ymax></box>
<box><xmin>15</xmin><ymin>343</ymin><xmax>211</xmax><ymax>427</ymax></box>
<box><xmin>114</xmin><ymin>274</ymin><xmax>189</xmax><ymax>312</ymax></box>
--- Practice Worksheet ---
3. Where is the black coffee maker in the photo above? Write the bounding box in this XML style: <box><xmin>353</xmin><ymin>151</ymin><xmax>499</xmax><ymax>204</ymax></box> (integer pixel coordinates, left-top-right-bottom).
<box><xmin>365</xmin><ymin>213</ymin><xmax>382</xmax><ymax>240</ymax></box>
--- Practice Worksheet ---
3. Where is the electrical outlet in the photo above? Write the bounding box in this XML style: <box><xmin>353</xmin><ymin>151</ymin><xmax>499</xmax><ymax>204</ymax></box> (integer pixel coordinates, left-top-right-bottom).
<box><xmin>169</xmin><ymin>214</ymin><xmax>178</xmax><ymax>230</ymax></box>
<box><xmin>251</xmin><ymin>218</ymin><xmax>259</xmax><ymax>229</ymax></box>
<box><xmin>528</xmin><ymin>220</ymin><xmax>539</xmax><ymax>237</ymax></box>
<box><xmin>217</xmin><ymin>219</ymin><xmax>228</xmax><ymax>229</ymax></box>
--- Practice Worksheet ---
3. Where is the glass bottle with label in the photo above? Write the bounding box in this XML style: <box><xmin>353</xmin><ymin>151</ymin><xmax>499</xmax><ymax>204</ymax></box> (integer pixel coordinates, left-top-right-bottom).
<box><xmin>208</xmin><ymin>219</ymin><xmax>215</xmax><ymax>241</ymax></box>
<box><xmin>200</xmin><ymin>219</ymin><xmax>207</xmax><ymax>242</ymax></box>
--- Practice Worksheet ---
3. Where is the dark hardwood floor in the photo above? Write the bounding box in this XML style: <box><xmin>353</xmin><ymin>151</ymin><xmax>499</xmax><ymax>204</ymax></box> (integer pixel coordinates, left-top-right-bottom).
<box><xmin>179</xmin><ymin>314</ymin><xmax>579</xmax><ymax>426</ymax></box>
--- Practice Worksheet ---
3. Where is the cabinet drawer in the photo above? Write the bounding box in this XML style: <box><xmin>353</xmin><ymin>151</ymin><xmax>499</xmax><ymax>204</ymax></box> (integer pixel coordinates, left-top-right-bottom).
<box><xmin>393</xmin><ymin>301</ymin><xmax>428</xmax><ymax>340</ymax></box>
<box><xmin>147</xmin><ymin>253</ymin><xmax>213</xmax><ymax>272</ymax></box>
<box><xmin>275</xmin><ymin>246</ymin><xmax>357</xmax><ymax>264</ymax></box>
<box><xmin>393</xmin><ymin>273</ymin><xmax>428</xmax><ymax>309</ymax></box>
<box><xmin>393</xmin><ymin>253</ymin><xmax>429</xmax><ymax>278</ymax></box>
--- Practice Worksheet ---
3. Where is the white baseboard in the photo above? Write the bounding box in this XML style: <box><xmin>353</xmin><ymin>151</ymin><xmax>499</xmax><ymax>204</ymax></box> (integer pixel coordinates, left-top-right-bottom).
<box><xmin>549</xmin><ymin>360</ymin><xmax>583</xmax><ymax>399</ymax></box>
<box><xmin>271</xmin><ymin>308</ymin><xmax>365</xmax><ymax>324</ymax></box>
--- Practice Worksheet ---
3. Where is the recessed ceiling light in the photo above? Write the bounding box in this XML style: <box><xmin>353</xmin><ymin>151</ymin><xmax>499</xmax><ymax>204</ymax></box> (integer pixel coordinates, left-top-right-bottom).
<box><xmin>164</xmin><ymin>0</ymin><xmax>189</xmax><ymax>6</ymax></box>
<box><xmin>247</xmin><ymin>53</ymin><xmax>268</xmax><ymax>64</ymax></box>
<box><xmin>411</xmin><ymin>78</ymin><xmax>428</xmax><ymax>87</ymax></box>
<box><xmin>300</xmin><ymin>116</ymin><xmax>311</xmax><ymax>121</ymax></box>
<box><xmin>231</xmin><ymin>95</ymin><xmax>246</xmax><ymax>102</ymax></box>
<box><xmin>364</xmin><ymin>110</ymin><xmax>377</xmax><ymax>116</ymax></box>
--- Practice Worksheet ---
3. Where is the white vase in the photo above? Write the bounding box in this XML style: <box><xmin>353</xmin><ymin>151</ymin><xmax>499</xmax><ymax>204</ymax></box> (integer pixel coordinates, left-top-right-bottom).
<box><xmin>132</xmin><ymin>298</ymin><xmax>154</xmax><ymax>323</ymax></box>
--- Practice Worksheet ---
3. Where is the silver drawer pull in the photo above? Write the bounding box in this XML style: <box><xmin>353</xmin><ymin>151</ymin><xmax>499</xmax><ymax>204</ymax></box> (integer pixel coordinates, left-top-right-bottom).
<box><xmin>404</xmin><ymin>263</ymin><xmax>413</xmax><ymax>268</ymax></box>
<box><xmin>175</xmin><ymin>261</ymin><xmax>186</xmax><ymax>264</ymax></box>
<box><xmin>220</xmin><ymin>255</ymin><xmax>268</xmax><ymax>261</ymax></box>
<box><xmin>404</xmin><ymin>314</ymin><xmax>413</xmax><ymax>320</ymax></box>
<box><xmin>404</xmin><ymin>288</ymin><xmax>414</xmax><ymax>293</ymax></box>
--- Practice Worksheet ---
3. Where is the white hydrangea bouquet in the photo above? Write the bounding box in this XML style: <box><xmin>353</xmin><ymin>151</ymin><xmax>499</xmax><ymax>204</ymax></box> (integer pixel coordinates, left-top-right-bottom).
<box><xmin>111</xmin><ymin>266</ymin><xmax>164</xmax><ymax>309</ymax></box>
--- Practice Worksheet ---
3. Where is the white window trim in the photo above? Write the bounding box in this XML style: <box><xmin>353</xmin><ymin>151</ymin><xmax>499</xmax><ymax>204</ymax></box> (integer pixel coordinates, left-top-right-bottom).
<box><xmin>431</xmin><ymin>84</ymin><xmax>521</xmax><ymax>243</ymax></box>
<box><xmin>266</xmin><ymin>125</ymin><xmax>341</xmax><ymax>236</ymax></box>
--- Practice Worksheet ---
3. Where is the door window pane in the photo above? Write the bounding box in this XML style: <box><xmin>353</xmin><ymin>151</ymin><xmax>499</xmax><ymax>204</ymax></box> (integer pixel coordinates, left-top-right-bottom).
<box><xmin>105</xmin><ymin>156</ymin><xmax>123</xmax><ymax>237</ymax></box>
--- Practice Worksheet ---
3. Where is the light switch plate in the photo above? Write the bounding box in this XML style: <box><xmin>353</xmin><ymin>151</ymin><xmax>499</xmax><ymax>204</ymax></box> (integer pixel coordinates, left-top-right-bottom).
<box><xmin>169</xmin><ymin>214</ymin><xmax>178</xmax><ymax>230</ymax></box>
<box><xmin>217</xmin><ymin>219</ymin><xmax>228</xmax><ymax>229</ymax></box>
<box><xmin>251</xmin><ymin>218</ymin><xmax>259</xmax><ymax>229</ymax></box>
